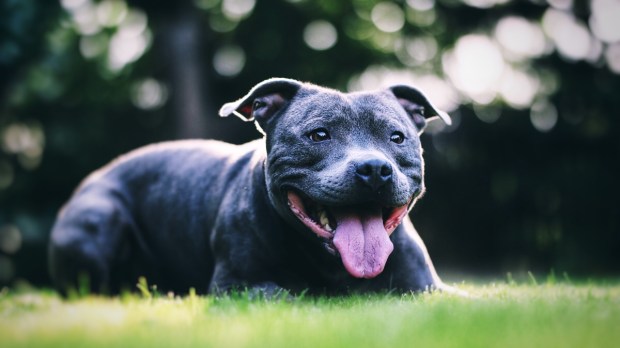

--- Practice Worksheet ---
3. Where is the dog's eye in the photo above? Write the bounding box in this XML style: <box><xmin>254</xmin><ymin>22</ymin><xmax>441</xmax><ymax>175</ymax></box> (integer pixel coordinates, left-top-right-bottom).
<box><xmin>390</xmin><ymin>131</ymin><xmax>405</xmax><ymax>144</ymax></box>
<box><xmin>252</xmin><ymin>99</ymin><xmax>266</xmax><ymax>111</ymax></box>
<box><xmin>308</xmin><ymin>128</ymin><xmax>331</xmax><ymax>142</ymax></box>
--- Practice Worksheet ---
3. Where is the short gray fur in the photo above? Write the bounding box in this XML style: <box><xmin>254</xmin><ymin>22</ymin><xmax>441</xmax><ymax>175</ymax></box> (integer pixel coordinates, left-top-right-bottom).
<box><xmin>48</xmin><ymin>78</ymin><xmax>451</xmax><ymax>296</ymax></box>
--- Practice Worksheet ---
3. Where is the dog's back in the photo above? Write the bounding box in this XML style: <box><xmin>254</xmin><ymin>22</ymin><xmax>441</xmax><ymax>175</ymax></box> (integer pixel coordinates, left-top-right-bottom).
<box><xmin>48</xmin><ymin>139</ymin><xmax>262</xmax><ymax>293</ymax></box>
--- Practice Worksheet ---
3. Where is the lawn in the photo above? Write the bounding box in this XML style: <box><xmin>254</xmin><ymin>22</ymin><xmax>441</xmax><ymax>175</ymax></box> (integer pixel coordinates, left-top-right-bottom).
<box><xmin>1</xmin><ymin>277</ymin><xmax>619</xmax><ymax>348</ymax></box>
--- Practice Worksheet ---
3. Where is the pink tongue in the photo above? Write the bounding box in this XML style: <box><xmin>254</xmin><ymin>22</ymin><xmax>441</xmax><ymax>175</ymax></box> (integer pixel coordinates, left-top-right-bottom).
<box><xmin>332</xmin><ymin>206</ymin><xmax>394</xmax><ymax>279</ymax></box>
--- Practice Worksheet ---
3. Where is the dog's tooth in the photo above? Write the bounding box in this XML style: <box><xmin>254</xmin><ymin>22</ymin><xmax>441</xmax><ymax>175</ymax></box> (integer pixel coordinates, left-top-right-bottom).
<box><xmin>319</xmin><ymin>212</ymin><xmax>329</xmax><ymax>225</ymax></box>
<box><xmin>319</xmin><ymin>210</ymin><xmax>332</xmax><ymax>231</ymax></box>
<box><xmin>323</xmin><ymin>242</ymin><xmax>337</xmax><ymax>256</ymax></box>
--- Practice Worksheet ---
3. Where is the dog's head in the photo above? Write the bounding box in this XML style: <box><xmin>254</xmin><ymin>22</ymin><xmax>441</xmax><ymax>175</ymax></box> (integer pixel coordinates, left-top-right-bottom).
<box><xmin>220</xmin><ymin>78</ymin><xmax>451</xmax><ymax>279</ymax></box>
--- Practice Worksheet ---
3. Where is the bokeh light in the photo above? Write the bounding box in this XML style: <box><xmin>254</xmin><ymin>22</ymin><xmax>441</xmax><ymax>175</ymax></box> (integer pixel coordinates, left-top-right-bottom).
<box><xmin>499</xmin><ymin>67</ymin><xmax>540</xmax><ymax>109</ymax></box>
<box><xmin>495</xmin><ymin>16</ymin><xmax>547</xmax><ymax>60</ymax></box>
<box><xmin>194</xmin><ymin>0</ymin><xmax>220</xmax><ymax>10</ymax></box>
<box><xmin>586</xmin><ymin>39</ymin><xmax>604</xmax><ymax>63</ymax></box>
<box><xmin>117</xmin><ymin>9</ymin><xmax>148</xmax><ymax>37</ymax></box>
<box><xmin>213</xmin><ymin>45</ymin><xmax>246</xmax><ymax>76</ymax></box>
<box><xmin>1</xmin><ymin>123</ymin><xmax>45</xmax><ymax>170</ymax></box>
<box><xmin>443</xmin><ymin>34</ymin><xmax>505</xmax><ymax>104</ymax></box>
<box><xmin>530</xmin><ymin>99</ymin><xmax>558</xmax><ymax>132</ymax></box>
<box><xmin>462</xmin><ymin>0</ymin><xmax>510</xmax><ymax>9</ymax></box>
<box><xmin>473</xmin><ymin>103</ymin><xmax>502</xmax><ymax>123</ymax></box>
<box><xmin>406</xmin><ymin>6</ymin><xmax>437</xmax><ymax>27</ymax></box>
<box><xmin>371</xmin><ymin>2</ymin><xmax>405</xmax><ymax>33</ymax></box>
<box><xmin>547</xmin><ymin>0</ymin><xmax>573</xmax><ymax>10</ymax></box>
<box><xmin>60</xmin><ymin>0</ymin><xmax>89</xmax><ymax>11</ymax></box>
<box><xmin>209</xmin><ymin>12</ymin><xmax>239</xmax><ymax>33</ymax></box>
<box><xmin>222</xmin><ymin>0</ymin><xmax>256</xmax><ymax>21</ymax></box>
<box><xmin>107</xmin><ymin>9</ymin><xmax>151</xmax><ymax>72</ymax></box>
<box><xmin>303</xmin><ymin>20</ymin><xmax>338</xmax><ymax>51</ymax></box>
<box><xmin>406</xmin><ymin>0</ymin><xmax>435</xmax><ymax>11</ymax></box>
<box><xmin>62</xmin><ymin>0</ymin><xmax>151</xmax><ymax>72</ymax></box>
<box><xmin>396</xmin><ymin>36</ymin><xmax>438</xmax><ymax>66</ymax></box>
<box><xmin>131</xmin><ymin>78</ymin><xmax>169</xmax><ymax>110</ymax></box>
<box><xmin>348</xmin><ymin>66</ymin><xmax>460</xmax><ymax>113</ymax></box>
<box><xmin>96</xmin><ymin>0</ymin><xmax>128</xmax><ymax>28</ymax></box>
<box><xmin>589</xmin><ymin>0</ymin><xmax>620</xmax><ymax>43</ymax></box>
<box><xmin>70</xmin><ymin>1</ymin><xmax>102</xmax><ymax>35</ymax></box>
<box><xmin>542</xmin><ymin>9</ymin><xmax>592</xmax><ymax>61</ymax></box>
<box><xmin>605</xmin><ymin>43</ymin><xmax>620</xmax><ymax>74</ymax></box>
<box><xmin>79</xmin><ymin>33</ymin><xmax>108</xmax><ymax>59</ymax></box>
<box><xmin>0</xmin><ymin>225</ymin><xmax>22</xmax><ymax>255</ymax></box>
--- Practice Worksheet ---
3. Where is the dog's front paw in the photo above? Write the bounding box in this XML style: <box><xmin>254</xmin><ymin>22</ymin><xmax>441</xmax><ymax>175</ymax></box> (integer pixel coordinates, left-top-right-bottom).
<box><xmin>434</xmin><ymin>282</ymin><xmax>470</xmax><ymax>297</ymax></box>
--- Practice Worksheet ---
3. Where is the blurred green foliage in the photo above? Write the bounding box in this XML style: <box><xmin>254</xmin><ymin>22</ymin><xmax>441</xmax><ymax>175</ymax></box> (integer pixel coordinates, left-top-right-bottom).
<box><xmin>0</xmin><ymin>0</ymin><xmax>618</xmax><ymax>286</ymax></box>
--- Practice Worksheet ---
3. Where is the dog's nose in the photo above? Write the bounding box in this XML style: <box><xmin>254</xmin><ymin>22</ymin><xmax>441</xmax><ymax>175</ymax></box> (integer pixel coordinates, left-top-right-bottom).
<box><xmin>355</xmin><ymin>158</ymin><xmax>393</xmax><ymax>191</ymax></box>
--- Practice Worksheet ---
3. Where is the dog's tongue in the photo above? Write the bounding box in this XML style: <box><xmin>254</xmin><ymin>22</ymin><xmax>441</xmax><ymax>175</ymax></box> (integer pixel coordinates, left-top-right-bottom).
<box><xmin>332</xmin><ymin>206</ymin><xmax>394</xmax><ymax>279</ymax></box>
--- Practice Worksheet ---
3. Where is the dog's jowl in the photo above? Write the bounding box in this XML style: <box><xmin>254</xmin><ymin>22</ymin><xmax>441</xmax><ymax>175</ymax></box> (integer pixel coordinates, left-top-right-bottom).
<box><xmin>48</xmin><ymin>78</ymin><xmax>452</xmax><ymax>295</ymax></box>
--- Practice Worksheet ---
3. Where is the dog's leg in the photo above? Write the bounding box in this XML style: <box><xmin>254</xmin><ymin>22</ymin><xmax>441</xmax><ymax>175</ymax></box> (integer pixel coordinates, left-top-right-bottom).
<box><xmin>48</xmin><ymin>234</ymin><xmax>108</xmax><ymax>295</ymax></box>
<box><xmin>48</xmin><ymin>191</ymin><xmax>131</xmax><ymax>295</ymax></box>
<box><xmin>208</xmin><ymin>260</ymin><xmax>289</xmax><ymax>299</ymax></box>
<box><xmin>376</xmin><ymin>217</ymin><xmax>445</xmax><ymax>293</ymax></box>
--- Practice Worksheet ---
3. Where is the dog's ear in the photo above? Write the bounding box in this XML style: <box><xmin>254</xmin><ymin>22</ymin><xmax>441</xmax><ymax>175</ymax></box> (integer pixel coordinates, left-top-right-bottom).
<box><xmin>219</xmin><ymin>78</ymin><xmax>302</xmax><ymax>122</ymax></box>
<box><xmin>389</xmin><ymin>85</ymin><xmax>452</xmax><ymax>133</ymax></box>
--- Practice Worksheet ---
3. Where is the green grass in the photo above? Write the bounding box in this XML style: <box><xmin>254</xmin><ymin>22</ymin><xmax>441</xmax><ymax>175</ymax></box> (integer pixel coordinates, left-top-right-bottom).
<box><xmin>1</xmin><ymin>279</ymin><xmax>619</xmax><ymax>348</ymax></box>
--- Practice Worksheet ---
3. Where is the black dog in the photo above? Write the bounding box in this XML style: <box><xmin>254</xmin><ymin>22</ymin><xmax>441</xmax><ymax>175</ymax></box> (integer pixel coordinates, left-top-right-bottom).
<box><xmin>48</xmin><ymin>78</ymin><xmax>452</xmax><ymax>295</ymax></box>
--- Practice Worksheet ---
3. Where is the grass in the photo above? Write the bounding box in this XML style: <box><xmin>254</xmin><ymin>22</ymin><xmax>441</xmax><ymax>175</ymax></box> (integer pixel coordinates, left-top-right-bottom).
<box><xmin>1</xmin><ymin>277</ymin><xmax>619</xmax><ymax>348</ymax></box>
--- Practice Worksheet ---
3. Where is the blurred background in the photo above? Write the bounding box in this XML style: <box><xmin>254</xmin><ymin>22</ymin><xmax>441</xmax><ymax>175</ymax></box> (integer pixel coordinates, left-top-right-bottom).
<box><xmin>0</xmin><ymin>0</ymin><xmax>618</xmax><ymax>287</ymax></box>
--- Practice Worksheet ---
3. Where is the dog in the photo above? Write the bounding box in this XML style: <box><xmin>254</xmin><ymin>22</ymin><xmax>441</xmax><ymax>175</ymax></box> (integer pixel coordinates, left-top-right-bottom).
<box><xmin>48</xmin><ymin>78</ymin><xmax>452</xmax><ymax>296</ymax></box>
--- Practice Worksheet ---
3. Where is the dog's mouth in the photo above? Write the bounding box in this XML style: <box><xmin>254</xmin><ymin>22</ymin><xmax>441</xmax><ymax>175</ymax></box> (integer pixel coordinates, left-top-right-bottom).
<box><xmin>287</xmin><ymin>191</ymin><xmax>410</xmax><ymax>279</ymax></box>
